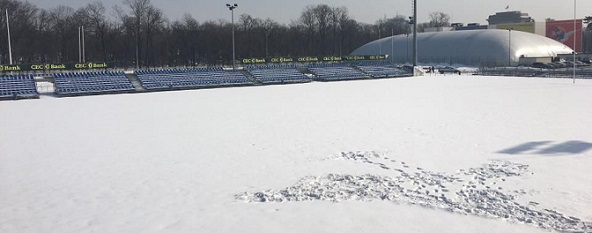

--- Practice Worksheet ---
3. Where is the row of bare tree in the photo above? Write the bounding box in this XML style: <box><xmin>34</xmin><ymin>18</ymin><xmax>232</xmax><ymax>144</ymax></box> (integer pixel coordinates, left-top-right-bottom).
<box><xmin>0</xmin><ymin>0</ymin><xmax>451</xmax><ymax>68</ymax></box>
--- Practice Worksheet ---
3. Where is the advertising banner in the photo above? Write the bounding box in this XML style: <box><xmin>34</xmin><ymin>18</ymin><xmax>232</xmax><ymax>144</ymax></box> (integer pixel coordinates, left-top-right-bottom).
<box><xmin>546</xmin><ymin>20</ymin><xmax>583</xmax><ymax>52</ymax></box>
<box><xmin>241</xmin><ymin>55</ymin><xmax>386</xmax><ymax>64</ymax></box>
<box><xmin>0</xmin><ymin>62</ymin><xmax>113</xmax><ymax>72</ymax></box>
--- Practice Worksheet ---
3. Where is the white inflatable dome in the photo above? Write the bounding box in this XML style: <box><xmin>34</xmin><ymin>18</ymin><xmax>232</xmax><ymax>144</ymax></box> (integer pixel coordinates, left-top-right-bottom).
<box><xmin>351</xmin><ymin>29</ymin><xmax>573</xmax><ymax>66</ymax></box>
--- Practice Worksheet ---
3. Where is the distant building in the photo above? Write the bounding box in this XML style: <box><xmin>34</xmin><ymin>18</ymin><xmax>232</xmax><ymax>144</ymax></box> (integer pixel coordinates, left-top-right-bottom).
<box><xmin>491</xmin><ymin>22</ymin><xmax>547</xmax><ymax>36</ymax></box>
<box><xmin>454</xmin><ymin>23</ymin><xmax>488</xmax><ymax>31</ymax></box>
<box><xmin>487</xmin><ymin>11</ymin><xmax>534</xmax><ymax>25</ymax></box>
<box><xmin>424</xmin><ymin>27</ymin><xmax>453</xmax><ymax>32</ymax></box>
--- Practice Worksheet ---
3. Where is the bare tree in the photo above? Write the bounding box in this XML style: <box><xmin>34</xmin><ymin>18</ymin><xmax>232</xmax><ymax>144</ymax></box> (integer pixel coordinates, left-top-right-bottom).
<box><xmin>84</xmin><ymin>2</ymin><xmax>109</xmax><ymax>61</ymax></box>
<box><xmin>262</xmin><ymin>18</ymin><xmax>278</xmax><ymax>57</ymax></box>
<box><xmin>330</xmin><ymin>6</ymin><xmax>348</xmax><ymax>55</ymax></box>
<box><xmin>428</xmin><ymin>12</ymin><xmax>451</xmax><ymax>28</ymax></box>
<box><xmin>313</xmin><ymin>4</ymin><xmax>331</xmax><ymax>55</ymax></box>
<box><xmin>183</xmin><ymin>14</ymin><xmax>200</xmax><ymax>66</ymax></box>
<box><xmin>48</xmin><ymin>6</ymin><xmax>76</xmax><ymax>62</ymax></box>
<box><xmin>239</xmin><ymin>14</ymin><xmax>261</xmax><ymax>57</ymax></box>
<box><xmin>299</xmin><ymin>5</ymin><xmax>316</xmax><ymax>55</ymax></box>
<box><xmin>143</xmin><ymin>5</ymin><xmax>165</xmax><ymax>67</ymax></box>
<box><xmin>0</xmin><ymin>1</ymin><xmax>423</xmax><ymax>67</ymax></box>
<box><xmin>123</xmin><ymin>0</ymin><xmax>150</xmax><ymax>68</ymax></box>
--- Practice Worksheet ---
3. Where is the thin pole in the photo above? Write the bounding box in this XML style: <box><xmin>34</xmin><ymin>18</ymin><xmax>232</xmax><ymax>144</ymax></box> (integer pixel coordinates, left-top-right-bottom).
<box><xmin>6</xmin><ymin>9</ymin><xmax>13</xmax><ymax>65</ymax></box>
<box><xmin>378</xmin><ymin>23</ymin><xmax>382</xmax><ymax>55</ymax></box>
<box><xmin>391</xmin><ymin>28</ymin><xmax>394</xmax><ymax>63</ymax></box>
<box><xmin>78</xmin><ymin>26</ymin><xmax>82</xmax><ymax>63</ymax></box>
<box><xmin>406</xmin><ymin>33</ymin><xmax>409</xmax><ymax>63</ymax></box>
<box><xmin>508</xmin><ymin>29</ymin><xmax>512</xmax><ymax>67</ymax></box>
<box><xmin>135</xmin><ymin>43</ymin><xmax>139</xmax><ymax>69</ymax></box>
<box><xmin>232</xmin><ymin>9</ymin><xmax>235</xmax><ymax>69</ymax></box>
<box><xmin>573</xmin><ymin>0</ymin><xmax>576</xmax><ymax>83</ymax></box>
<box><xmin>412</xmin><ymin>0</ymin><xmax>418</xmax><ymax>67</ymax></box>
<box><xmin>136</xmin><ymin>19</ymin><xmax>140</xmax><ymax>69</ymax></box>
<box><xmin>82</xmin><ymin>25</ymin><xmax>86</xmax><ymax>63</ymax></box>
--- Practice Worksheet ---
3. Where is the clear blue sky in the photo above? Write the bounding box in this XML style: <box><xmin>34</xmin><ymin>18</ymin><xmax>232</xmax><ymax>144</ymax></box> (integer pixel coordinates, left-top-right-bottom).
<box><xmin>31</xmin><ymin>0</ymin><xmax>591</xmax><ymax>25</ymax></box>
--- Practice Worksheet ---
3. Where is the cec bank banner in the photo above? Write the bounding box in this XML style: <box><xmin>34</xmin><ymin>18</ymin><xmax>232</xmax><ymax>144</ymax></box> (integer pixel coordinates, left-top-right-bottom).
<box><xmin>241</xmin><ymin>55</ymin><xmax>387</xmax><ymax>64</ymax></box>
<box><xmin>546</xmin><ymin>20</ymin><xmax>583</xmax><ymax>52</ymax></box>
<box><xmin>0</xmin><ymin>62</ymin><xmax>113</xmax><ymax>72</ymax></box>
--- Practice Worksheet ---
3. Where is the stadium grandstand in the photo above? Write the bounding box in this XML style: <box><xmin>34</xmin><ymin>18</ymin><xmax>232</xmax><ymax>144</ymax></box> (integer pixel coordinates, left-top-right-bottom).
<box><xmin>247</xmin><ymin>64</ymin><xmax>312</xmax><ymax>84</ymax></box>
<box><xmin>353</xmin><ymin>61</ymin><xmax>411</xmax><ymax>78</ymax></box>
<box><xmin>0</xmin><ymin>75</ymin><xmax>38</xmax><ymax>100</ymax></box>
<box><xmin>135</xmin><ymin>67</ymin><xmax>254</xmax><ymax>91</ymax></box>
<box><xmin>308</xmin><ymin>63</ymin><xmax>369</xmax><ymax>81</ymax></box>
<box><xmin>53</xmin><ymin>71</ymin><xmax>135</xmax><ymax>96</ymax></box>
<box><xmin>0</xmin><ymin>59</ymin><xmax>417</xmax><ymax>101</ymax></box>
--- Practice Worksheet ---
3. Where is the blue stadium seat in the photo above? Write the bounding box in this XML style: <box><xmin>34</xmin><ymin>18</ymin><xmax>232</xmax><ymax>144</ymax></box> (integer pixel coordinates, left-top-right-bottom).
<box><xmin>135</xmin><ymin>67</ymin><xmax>254</xmax><ymax>90</ymax></box>
<box><xmin>308</xmin><ymin>63</ymin><xmax>368</xmax><ymax>81</ymax></box>
<box><xmin>247</xmin><ymin>65</ymin><xmax>311</xmax><ymax>84</ymax></box>
<box><xmin>354</xmin><ymin>62</ymin><xmax>412</xmax><ymax>78</ymax></box>
<box><xmin>0</xmin><ymin>75</ymin><xmax>39</xmax><ymax>100</ymax></box>
<box><xmin>53</xmin><ymin>71</ymin><xmax>135</xmax><ymax>96</ymax></box>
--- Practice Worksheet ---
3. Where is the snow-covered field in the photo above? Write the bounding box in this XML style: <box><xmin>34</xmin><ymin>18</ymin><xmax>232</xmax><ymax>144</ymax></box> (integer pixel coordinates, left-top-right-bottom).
<box><xmin>1</xmin><ymin>76</ymin><xmax>591</xmax><ymax>233</ymax></box>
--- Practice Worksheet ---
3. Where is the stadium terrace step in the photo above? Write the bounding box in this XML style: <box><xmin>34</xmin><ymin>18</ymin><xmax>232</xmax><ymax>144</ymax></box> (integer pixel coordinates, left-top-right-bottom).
<box><xmin>125</xmin><ymin>72</ymin><xmax>147</xmax><ymax>92</ymax></box>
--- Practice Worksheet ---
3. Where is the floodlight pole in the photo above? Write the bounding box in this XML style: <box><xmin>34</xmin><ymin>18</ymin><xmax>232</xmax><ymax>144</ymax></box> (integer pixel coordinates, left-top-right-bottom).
<box><xmin>226</xmin><ymin>3</ymin><xmax>238</xmax><ymax>70</ymax></box>
<box><xmin>6</xmin><ymin>9</ymin><xmax>13</xmax><ymax>65</ymax></box>
<box><xmin>412</xmin><ymin>0</ymin><xmax>417</xmax><ymax>67</ymax></box>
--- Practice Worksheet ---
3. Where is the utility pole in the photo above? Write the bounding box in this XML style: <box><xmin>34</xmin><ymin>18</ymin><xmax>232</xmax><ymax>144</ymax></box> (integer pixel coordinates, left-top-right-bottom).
<box><xmin>412</xmin><ymin>0</ymin><xmax>418</xmax><ymax>67</ymax></box>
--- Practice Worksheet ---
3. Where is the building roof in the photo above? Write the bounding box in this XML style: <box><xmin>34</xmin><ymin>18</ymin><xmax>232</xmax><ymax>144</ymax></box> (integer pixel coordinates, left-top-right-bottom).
<box><xmin>487</xmin><ymin>11</ymin><xmax>534</xmax><ymax>25</ymax></box>
<box><xmin>350</xmin><ymin>29</ymin><xmax>573</xmax><ymax>66</ymax></box>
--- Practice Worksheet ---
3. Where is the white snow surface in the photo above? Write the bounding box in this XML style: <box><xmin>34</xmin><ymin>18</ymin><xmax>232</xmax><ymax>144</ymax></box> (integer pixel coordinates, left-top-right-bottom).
<box><xmin>1</xmin><ymin>76</ymin><xmax>591</xmax><ymax>233</ymax></box>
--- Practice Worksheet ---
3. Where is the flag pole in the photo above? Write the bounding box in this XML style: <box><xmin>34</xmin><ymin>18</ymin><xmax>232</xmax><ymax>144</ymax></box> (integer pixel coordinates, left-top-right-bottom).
<box><xmin>573</xmin><ymin>0</ymin><xmax>576</xmax><ymax>84</ymax></box>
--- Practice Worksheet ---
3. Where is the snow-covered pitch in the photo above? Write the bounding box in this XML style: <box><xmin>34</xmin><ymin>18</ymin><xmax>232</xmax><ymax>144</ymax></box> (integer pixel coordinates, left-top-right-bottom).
<box><xmin>1</xmin><ymin>76</ymin><xmax>591</xmax><ymax>233</ymax></box>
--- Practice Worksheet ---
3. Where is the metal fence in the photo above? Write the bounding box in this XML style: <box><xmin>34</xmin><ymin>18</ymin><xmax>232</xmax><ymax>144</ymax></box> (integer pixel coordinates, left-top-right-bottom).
<box><xmin>478</xmin><ymin>67</ymin><xmax>592</xmax><ymax>79</ymax></box>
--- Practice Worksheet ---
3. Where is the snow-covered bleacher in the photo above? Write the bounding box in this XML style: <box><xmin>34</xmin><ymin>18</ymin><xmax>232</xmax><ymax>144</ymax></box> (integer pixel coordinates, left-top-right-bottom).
<box><xmin>0</xmin><ymin>75</ymin><xmax>39</xmax><ymax>100</ymax></box>
<box><xmin>247</xmin><ymin>65</ymin><xmax>311</xmax><ymax>84</ymax></box>
<box><xmin>308</xmin><ymin>63</ymin><xmax>368</xmax><ymax>81</ymax></box>
<box><xmin>136</xmin><ymin>67</ymin><xmax>254</xmax><ymax>90</ymax></box>
<box><xmin>53</xmin><ymin>71</ymin><xmax>135</xmax><ymax>96</ymax></box>
<box><xmin>354</xmin><ymin>62</ymin><xmax>411</xmax><ymax>78</ymax></box>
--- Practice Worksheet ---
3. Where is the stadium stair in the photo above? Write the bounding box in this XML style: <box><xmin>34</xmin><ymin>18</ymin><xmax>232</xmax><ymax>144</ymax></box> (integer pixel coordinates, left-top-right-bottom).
<box><xmin>125</xmin><ymin>72</ymin><xmax>147</xmax><ymax>91</ymax></box>
<box><xmin>351</xmin><ymin>66</ymin><xmax>371</xmax><ymax>78</ymax></box>
<box><xmin>241</xmin><ymin>70</ymin><xmax>262</xmax><ymax>85</ymax></box>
